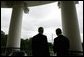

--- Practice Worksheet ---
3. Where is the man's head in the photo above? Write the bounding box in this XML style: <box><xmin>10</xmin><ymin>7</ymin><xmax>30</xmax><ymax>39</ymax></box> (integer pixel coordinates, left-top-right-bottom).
<box><xmin>38</xmin><ymin>27</ymin><xmax>44</xmax><ymax>34</ymax></box>
<box><xmin>56</xmin><ymin>28</ymin><xmax>62</xmax><ymax>36</ymax></box>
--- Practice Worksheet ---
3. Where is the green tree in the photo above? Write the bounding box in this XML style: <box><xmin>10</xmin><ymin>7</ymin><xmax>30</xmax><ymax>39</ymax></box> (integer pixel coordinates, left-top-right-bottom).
<box><xmin>1</xmin><ymin>31</ymin><xmax>7</xmax><ymax>54</ymax></box>
<box><xmin>20</xmin><ymin>38</ymin><xmax>32</xmax><ymax>56</ymax></box>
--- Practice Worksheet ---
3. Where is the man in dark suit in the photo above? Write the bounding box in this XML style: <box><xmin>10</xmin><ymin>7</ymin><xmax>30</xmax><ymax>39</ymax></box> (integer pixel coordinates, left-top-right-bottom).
<box><xmin>32</xmin><ymin>27</ymin><xmax>50</xmax><ymax>56</ymax></box>
<box><xmin>53</xmin><ymin>28</ymin><xmax>70</xmax><ymax>56</ymax></box>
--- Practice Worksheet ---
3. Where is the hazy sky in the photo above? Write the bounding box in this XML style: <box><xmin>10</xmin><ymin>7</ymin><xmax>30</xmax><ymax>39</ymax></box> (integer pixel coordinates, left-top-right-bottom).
<box><xmin>1</xmin><ymin>1</ymin><xmax>83</xmax><ymax>43</ymax></box>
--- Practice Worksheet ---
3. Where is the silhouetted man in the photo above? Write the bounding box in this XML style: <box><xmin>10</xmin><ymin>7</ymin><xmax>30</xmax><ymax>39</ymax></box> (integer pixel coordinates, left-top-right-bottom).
<box><xmin>32</xmin><ymin>27</ymin><xmax>50</xmax><ymax>56</ymax></box>
<box><xmin>53</xmin><ymin>28</ymin><xmax>70</xmax><ymax>56</ymax></box>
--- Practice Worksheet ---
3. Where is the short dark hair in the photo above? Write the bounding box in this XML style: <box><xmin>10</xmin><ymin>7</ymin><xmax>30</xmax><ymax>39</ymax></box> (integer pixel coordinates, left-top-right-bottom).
<box><xmin>56</xmin><ymin>28</ymin><xmax>62</xmax><ymax>35</ymax></box>
<box><xmin>38</xmin><ymin>27</ymin><xmax>44</xmax><ymax>34</ymax></box>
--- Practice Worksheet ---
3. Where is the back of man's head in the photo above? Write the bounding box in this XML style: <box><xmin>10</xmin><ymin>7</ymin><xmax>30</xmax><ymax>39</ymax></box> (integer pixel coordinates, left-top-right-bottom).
<box><xmin>38</xmin><ymin>27</ymin><xmax>44</xmax><ymax>34</ymax></box>
<box><xmin>56</xmin><ymin>28</ymin><xmax>62</xmax><ymax>36</ymax></box>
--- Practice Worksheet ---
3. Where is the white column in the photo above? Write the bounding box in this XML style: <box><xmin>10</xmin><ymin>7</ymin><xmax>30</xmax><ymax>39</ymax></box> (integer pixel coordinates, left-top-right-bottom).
<box><xmin>60</xmin><ymin>1</ymin><xmax>82</xmax><ymax>52</ymax></box>
<box><xmin>6</xmin><ymin>2</ymin><xmax>24</xmax><ymax>50</ymax></box>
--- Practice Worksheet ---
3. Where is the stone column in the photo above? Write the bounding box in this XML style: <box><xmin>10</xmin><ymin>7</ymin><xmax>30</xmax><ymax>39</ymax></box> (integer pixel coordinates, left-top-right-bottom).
<box><xmin>60</xmin><ymin>1</ymin><xmax>82</xmax><ymax>52</ymax></box>
<box><xmin>6</xmin><ymin>2</ymin><xmax>24</xmax><ymax>51</ymax></box>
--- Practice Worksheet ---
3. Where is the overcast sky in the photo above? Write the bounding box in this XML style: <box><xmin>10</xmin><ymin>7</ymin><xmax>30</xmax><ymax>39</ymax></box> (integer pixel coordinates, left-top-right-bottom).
<box><xmin>1</xmin><ymin>1</ymin><xmax>83</xmax><ymax>43</ymax></box>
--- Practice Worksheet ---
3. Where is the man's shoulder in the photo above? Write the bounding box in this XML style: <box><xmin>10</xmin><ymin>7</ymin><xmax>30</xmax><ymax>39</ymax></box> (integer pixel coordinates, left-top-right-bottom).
<box><xmin>42</xmin><ymin>34</ymin><xmax>47</xmax><ymax>37</ymax></box>
<box><xmin>33</xmin><ymin>34</ymin><xmax>38</xmax><ymax>38</ymax></box>
<box><xmin>33</xmin><ymin>34</ymin><xmax>47</xmax><ymax>38</ymax></box>
<box><xmin>54</xmin><ymin>37</ymin><xmax>58</xmax><ymax>41</ymax></box>
<box><xmin>54</xmin><ymin>35</ymin><xmax>66</xmax><ymax>40</ymax></box>
<box><xmin>59</xmin><ymin>35</ymin><xmax>67</xmax><ymax>38</ymax></box>
<box><xmin>62</xmin><ymin>35</ymin><xmax>68</xmax><ymax>39</ymax></box>
<box><xmin>60</xmin><ymin>35</ymin><xmax>69</xmax><ymax>41</ymax></box>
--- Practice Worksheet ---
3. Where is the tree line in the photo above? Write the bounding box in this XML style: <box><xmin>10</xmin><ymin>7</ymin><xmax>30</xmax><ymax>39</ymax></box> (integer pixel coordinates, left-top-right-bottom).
<box><xmin>1</xmin><ymin>30</ymin><xmax>53</xmax><ymax>55</ymax></box>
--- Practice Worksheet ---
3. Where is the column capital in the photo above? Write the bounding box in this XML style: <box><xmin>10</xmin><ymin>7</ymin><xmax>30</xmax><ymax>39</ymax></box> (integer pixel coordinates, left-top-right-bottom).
<box><xmin>11</xmin><ymin>1</ymin><xmax>29</xmax><ymax>14</ymax></box>
<box><xmin>23</xmin><ymin>2</ymin><xmax>29</xmax><ymax>14</ymax></box>
<box><xmin>58</xmin><ymin>1</ymin><xmax>79</xmax><ymax>8</ymax></box>
<box><xmin>58</xmin><ymin>1</ymin><xmax>61</xmax><ymax>8</ymax></box>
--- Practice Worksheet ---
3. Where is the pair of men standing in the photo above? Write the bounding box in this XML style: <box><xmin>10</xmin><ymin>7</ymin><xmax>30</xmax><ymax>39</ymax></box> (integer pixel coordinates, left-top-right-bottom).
<box><xmin>32</xmin><ymin>27</ymin><xmax>70</xmax><ymax>56</ymax></box>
